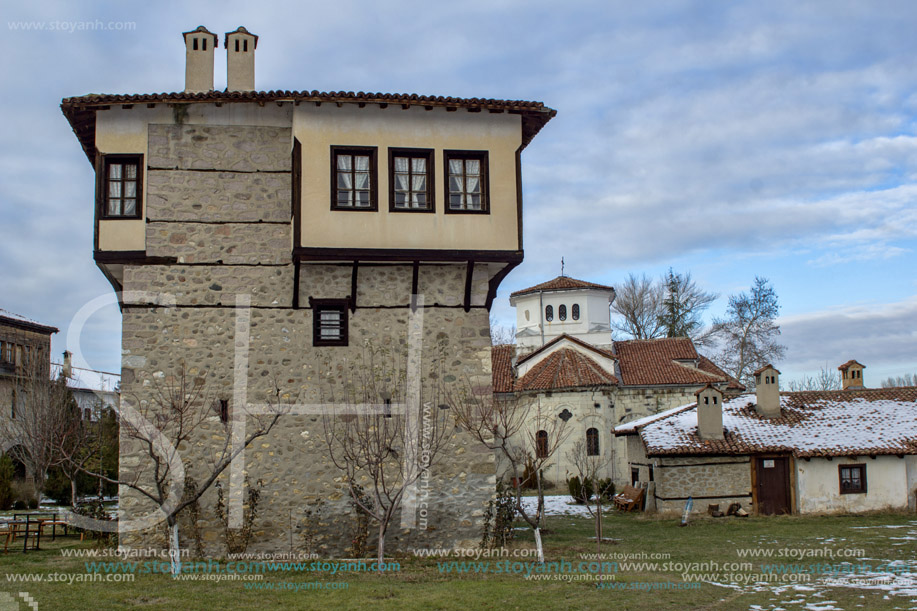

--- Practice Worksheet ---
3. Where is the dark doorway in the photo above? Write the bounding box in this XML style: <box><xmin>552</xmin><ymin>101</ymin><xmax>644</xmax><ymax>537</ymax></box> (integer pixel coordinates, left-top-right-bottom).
<box><xmin>755</xmin><ymin>457</ymin><xmax>791</xmax><ymax>515</ymax></box>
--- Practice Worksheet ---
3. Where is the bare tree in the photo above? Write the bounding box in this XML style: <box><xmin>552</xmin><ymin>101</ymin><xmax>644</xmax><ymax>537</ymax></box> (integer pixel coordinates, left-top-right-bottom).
<box><xmin>881</xmin><ymin>373</ymin><xmax>917</xmax><ymax>388</ymax></box>
<box><xmin>490</xmin><ymin>315</ymin><xmax>516</xmax><ymax>346</ymax></box>
<box><xmin>445</xmin><ymin>383</ymin><xmax>569</xmax><ymax>562</ymax></box>
<box><xmin>611</xmin><ymin>273</ymin><xmax>664</xmax><ymax>339</ymax></box>
<box><xmin>59</xmin><ymin>365</ymin><xmax>284</xmax><ymax>575</ymax></box>
<box><xmin>2</xmin><ymin>370</ymin><xmax>75</xmax><ymax>501</ymax></box>
<box><xmin>566</xmin><ymin>441</ymin><xmax>610</xmax><ymax>554</ymax></box>
<box><xmin>711</xmin><ymin>277</ymin><xmax>786</xmax><ymax>387</ymax></box>
<box><xmin>787</xmin><ymin>364</ymin><xmax>841</xmax><ymax>391</ymax></box>
<box><xmin>320</xmin><ymin>345</ymin><xmax>452</xmax><ymax>568</ymax></box>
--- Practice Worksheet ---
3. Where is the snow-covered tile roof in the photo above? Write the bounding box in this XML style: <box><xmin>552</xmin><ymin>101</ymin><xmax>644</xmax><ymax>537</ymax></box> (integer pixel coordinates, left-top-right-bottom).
<box><xmin>631</xmin><ymin>388</ymin><xmax>917</xmax><ymax>458</ymax></box>
<box><xmin>0</xmin><ymin>309</ymin><xmax>58</xmax><ymax>333</ymax></box>
<box><xmin>613</xmin><ymin>402</ymin><xmax>697</xmax><ymax>435</ymax></box>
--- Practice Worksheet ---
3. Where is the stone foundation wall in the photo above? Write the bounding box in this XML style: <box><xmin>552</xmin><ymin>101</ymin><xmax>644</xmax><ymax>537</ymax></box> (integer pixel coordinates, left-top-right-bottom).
<box><xmin>654</xmin><ymin>456</ymin><xmax>752</xmax><ymax>515</ymax></box>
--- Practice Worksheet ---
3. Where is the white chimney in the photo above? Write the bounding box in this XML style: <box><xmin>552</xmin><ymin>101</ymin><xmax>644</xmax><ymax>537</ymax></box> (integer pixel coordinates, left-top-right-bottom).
<box><xmin>183</xmin><ymin>26</ymin><xmax>218</xmax><ymax>93</ymax></box>
<box><xmin>63</xmin><ymin>350</ymin><xmax>72</xmax><ymax>379</ymax></box>
<box><xmin>754</xmin><ymin>364</ymin><xmax>781</xmax><ymax>418</ymax></box>
<box><xmin>696</xmin><ymin>383</ymin><xmax>724</xmax><ymax>440</ymax></box>
<box><xmin>225</xmin><ymin>27</ymin><xmax>258</xmax><ymax>92</ymax></box>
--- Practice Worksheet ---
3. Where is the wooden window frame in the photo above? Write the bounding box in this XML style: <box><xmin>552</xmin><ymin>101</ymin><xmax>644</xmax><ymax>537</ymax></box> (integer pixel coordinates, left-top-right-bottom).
<box><xmin>331</xmin><ymin>146</ymin><xmax>378</xmax><ymax>212</ymax></box>
<box><xmin>388</xmin><ymin>148</ymin><xmax>435</xmax><ymax>213</ymax></box>
<box><xmin>312</xmin><ymin>299</ymin><xmax>349</xmax><ymax>347</ymax></box>
<box><xmin>838</xmin><ymin>463</ymin><xmax>867</xmax><ymax>494</ymax></box>
<box><xmin>98</xmin><ymin>154</ymin><xmax>143</xmax><ymax>220</ymax></box>
<box><xmin>586</xmin><ymin>427</ymin><xmax>600</xmax><ymax>456</ymax></box>
<box><xmin>443</xmin><ymin>150</ymin><xmax>489</xmax><ymax>214</ymax></box>
<box><xmin>535</xmin><ymin>430</ymin><xmax>548</xmax><ymax>459</ymax></box>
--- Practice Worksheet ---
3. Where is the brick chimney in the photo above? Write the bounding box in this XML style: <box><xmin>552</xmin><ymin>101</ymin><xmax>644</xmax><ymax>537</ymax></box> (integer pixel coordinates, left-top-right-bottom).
<box><xmin>696</xmin><ymin>383</ymin><xmax>724</xmax><ymax>440</ymax></box>
<box><xmin>838</xmin><ymin>360</ymin><xmax>865</xmax><ymax>390</ymax></box>
<box><xmin>753</xmin><ymin>364</ymin><xmax>781</xmax><ymax>418</ymax></box>
<box><xmin>225</xmin><ymin>27</ymin><xmax>258</xmax><ymax>92</ymax></box>
<box><xmin>182</xmin><ymin>26</ymin><xmax>218</xmax><ymax>93</ymax></box>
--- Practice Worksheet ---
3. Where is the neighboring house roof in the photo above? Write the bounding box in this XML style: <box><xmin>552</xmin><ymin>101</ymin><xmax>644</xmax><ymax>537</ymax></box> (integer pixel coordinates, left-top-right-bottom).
<box><xmin>613</xmin><ymin>337</ymin><xmax>742</xmax><ymax>389</ymax></box>
<box><xmin>0</xmin><ymin>309</ymin><xmax>59</xmax><ymax>335</ymax></box>
<box><xmin>614</xmin><ymin>402</ymin><xmax>697</xmax><ymax>435</ymax></box>
<box><xmin>619</xmin><ymin>388</ymin><xmax>917</xmax><ymax>458</ymax></box>
<box><xmin>514</xmin><ymin>347</ymin><xmax>617</xmax><ymax>393</ymax></box>
<box><xmin>509</xmin><ymin>276</ymin><xmax>614</xmax><ymax>299</ymax></box>
<box><xmin>838</xmin><ymin>360</ymin><xmax>865</xmax><ymax>371</ymax></box>
<box><xmin>492</xmin><ymin>344</ymin><xmax>515</xmax><ymax>394</ymax></box>
<box><xmin>61</xmin><ymin>91</ymin><xmax>556</xmax><ymax>162</ymax></box>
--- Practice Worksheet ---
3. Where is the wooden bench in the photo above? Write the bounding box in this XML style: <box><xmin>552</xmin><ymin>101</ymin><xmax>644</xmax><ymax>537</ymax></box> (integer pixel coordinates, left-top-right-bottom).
<box><xmin>612</xmin><ymin>485</ymin><xmax>645</xmax><ymax>512</ymax></box>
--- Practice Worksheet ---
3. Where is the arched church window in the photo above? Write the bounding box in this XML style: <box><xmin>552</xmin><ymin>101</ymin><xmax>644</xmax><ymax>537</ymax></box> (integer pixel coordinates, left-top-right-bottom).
<box><xmin>545</xmin><ymin>305</ymin><xmax>553</xmax><ymax>321</ymax></box>
<box><xmin>536</xmin><ymin>430</ymin><xmax>548</xmax><ymax>458</ymax></box>
<box><xmin>586</xmin><ymin>428</ymin><xmax>599</xmax><ymax>456</ymax></box>
<box><xmin>559</xmin><ymin>305</ymin><xmax>567</xmax><ymax>321</ymax></box>
<box><xmin>572</xmin><ymin>304</ymin><xmax>580</xmax><ymax>320</ymax></box>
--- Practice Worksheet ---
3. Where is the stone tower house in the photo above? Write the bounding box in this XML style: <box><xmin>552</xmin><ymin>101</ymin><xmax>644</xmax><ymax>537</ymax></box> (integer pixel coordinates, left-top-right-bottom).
<box><xmin>62</xmin><ymin>27</ymin><xmax>555</xmax><ymax>554</ymax></box>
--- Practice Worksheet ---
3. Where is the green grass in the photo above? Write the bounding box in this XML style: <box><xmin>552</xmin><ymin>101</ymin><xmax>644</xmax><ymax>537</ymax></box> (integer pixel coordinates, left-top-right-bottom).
<box><xmin>1</xmin><ymin>511</ymin><xmax>915</xmax><ymax>610</ymax></box>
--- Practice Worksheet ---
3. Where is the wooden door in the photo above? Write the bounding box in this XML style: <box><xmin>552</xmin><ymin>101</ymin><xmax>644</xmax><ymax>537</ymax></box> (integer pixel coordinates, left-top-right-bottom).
<box><xmin>756</xmin><ymin>457</ymin><xmax>791</xmax><ymax>515</ymax></box>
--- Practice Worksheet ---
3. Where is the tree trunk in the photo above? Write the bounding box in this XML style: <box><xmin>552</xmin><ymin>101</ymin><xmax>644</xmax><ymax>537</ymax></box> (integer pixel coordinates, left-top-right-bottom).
<box><xmin>169</xmin><ymin>520</ymin><xmax>182</xmax><ymax>576</ymax></box>
<box><xmin>70</xmin><ymin>478</ymin><xmax>78</xmax><ymax>509</ymax></box>
<box><xmin>376</xmin><ymin>521</ymin><xmax>386</xmax><ymax>570</ymax></box>
<box><xmin>534</xmin><ymin>527</ymin><xmax>544</xmax><ymax>563</ymax></box>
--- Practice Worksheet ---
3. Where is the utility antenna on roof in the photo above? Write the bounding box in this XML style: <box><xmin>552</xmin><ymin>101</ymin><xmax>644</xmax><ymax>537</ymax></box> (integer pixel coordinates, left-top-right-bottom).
<box><xmin>561</xmin><ymin>257</ymin><xmax>565</xmax><ymax>277</ymax></box>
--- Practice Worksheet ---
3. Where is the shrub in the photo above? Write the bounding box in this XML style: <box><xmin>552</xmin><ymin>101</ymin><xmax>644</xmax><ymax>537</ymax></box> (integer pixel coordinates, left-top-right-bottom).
<box><xmin>27</xmin><ymin>498</ymin><xmax>38</xmax><ymax>509</ymax></box>
<box><xmin>567</xmin><ymin>476</ymin><xmax>594</xmax><ymax>504</ymax></box>
<box><xmin>0</xmin><ymin>455</ymin><xmax>13</xmax><ymax>510</ymax></box>
<box><xmin>595</xmin><ymin>478</ymin><xmax>615</xmax><ymax>501</ymax></box>
<box><xmin>481</xmin><ymin>481</ymin><xmax>516</xmax><ymax>549</ymax></box>
<box><xmin>73</xmin><ymin>498</ymin><xmax>117</xmax><ymax>546</ymax></box>
<box><xmin>13</xmin><ymin>500</ymin><xmax>26</xmax><ymax>510</ymax></box>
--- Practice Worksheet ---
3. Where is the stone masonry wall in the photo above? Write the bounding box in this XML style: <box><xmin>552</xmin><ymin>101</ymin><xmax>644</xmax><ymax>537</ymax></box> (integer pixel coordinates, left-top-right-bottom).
<box><xmin>654</xmin><ymin>455</ymin><xmax>752</xmax><ymax>515</ymax></box>
<box><xmin>118</xmin><ymin>121</ymin><xmax>498</xmax><ymax>557</ymax></box>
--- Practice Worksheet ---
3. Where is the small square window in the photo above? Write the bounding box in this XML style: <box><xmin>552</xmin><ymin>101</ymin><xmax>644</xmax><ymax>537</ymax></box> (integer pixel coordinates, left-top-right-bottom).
<box><xmin>389</xmin><ymin>148</ymin><xmax>434</xmax><ymax>212</ymax></box>
<box><xmin>312</xmin><ymin>299</ymin><xmax>349</xmax><ymax>346</ymax></box>
<box><xmin>444</xmin><ymin>150</ymin><xmax>489</xmax><ymax>213</ymax></box>
<box><xmin>839</xmin><ymin>464</ymin><xmax>867</xmax><ymax>494</ymax></box>
<box><xmin>99</xmin><ymin>155</ymin><xmax>143</xmax><ymax>219</ymax></box>
<box><xmin>331</xmin><ymin>147</ymin><xmax>377</xmax><ymax>211</ymax></box>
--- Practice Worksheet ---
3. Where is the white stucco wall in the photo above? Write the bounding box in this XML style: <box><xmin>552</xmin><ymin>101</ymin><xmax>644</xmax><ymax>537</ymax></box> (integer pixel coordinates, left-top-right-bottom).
<box><xmin>796</xmin><ymin>456</ymin><xmax>909</xmax><ymax>514</ymax></box>
<box><xmin>513</xmin><ymin>290</ymin><xmax>613</xmax><ymax>349</ymax></box>
<box><xmin>906</xmin><ymin>456</ymin><xmax>917</xmax><ymax>511</ymax></box>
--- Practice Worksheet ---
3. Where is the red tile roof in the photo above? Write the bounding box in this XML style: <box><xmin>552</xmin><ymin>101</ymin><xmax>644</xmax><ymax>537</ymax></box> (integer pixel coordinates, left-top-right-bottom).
<box><xmin>514</xmin><ymin>348</ymin><xmax>617</xmax><ymax>392</ymax></box>
<box><xmin>628</xmin><ymin>387</ymin><xmax>917</xmax><ymax>458</ymax></box>
<box><xmin>516</xmin><ymin>333</ymin><xmax>615</xmax><ymax>366</ymax></box>
<box><xmin>753</xmin><ymin>364</ymin><xmax>780</xmax><ymax>376</ymax></box>
<box><xmin>838</xmin><ymin>360</ymin><xmax>865</xmax><ymax>371</ymax></box>
<box><xmin>61</xmin><ymin>90</ymin><xmax>555</xmax><ymax>162</ymax></box>
<box><xmin>613</xmin><ymin>337</ymin><xmax>738</xmax><ymax>388</ymax></box>
<box><xmin>492</xmin><ymin>344</ymin><xmax>515</xmax><ymax>394</ymax></box>
<box><xmin>509</xmin><ymin>276</ymin><xmax>614</xmax><ymax>299</ymax></box>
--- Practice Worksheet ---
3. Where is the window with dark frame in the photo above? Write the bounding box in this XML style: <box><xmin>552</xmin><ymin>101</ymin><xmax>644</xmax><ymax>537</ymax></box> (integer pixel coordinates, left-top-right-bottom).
<box><xmin>535</xmin><ymin>430</ymin><xmax>548</xmax><ymax>459</ymax></box>
<box><xmin>839</xmin><ymin>464</ymin><xmax>867</xmax><ymax>494</ymax></box>
<box><xmin>101</xmin><ymin>155</ymin><xmax>142</xmax><ymax>218</ymax></box>
<box><xmin>312</xmin><ymin>300</ymin><xmax>349</xmax><ymax>346</ymax></box>
<box><xmin>559</xmin><ymin>304</ymin><xmax>567</xmax><ymax>321</ymax></box>
<box><xmin>218</xmin><ymin>399</ymin><xmax>229</xmax><ymax>424</ymax></box>
<box><xmin>572</xmin><ymin>304</ymin><xmax>580</xmax><ymax>320</ymax></box>
<box><xmin>586</xmin><ymin>427</ymin><xmax>599</xmax><ymax>456</ymax></box>
<box><xmin>444</xmin><ymin>150</ymin><xmax>488</xmax><ymax>213</ymax></box>
<box><xmin>631</xmin><ymin>468</ymin><xmax>639</xmax><ymax>486</ymax></box>
<box><xmin>545</xmin><ymin>305</ymin><xmax>553</xmax><ymax>321</ymax></box>
<box><xmin>331</xmin><ymin>147</ymin><xmax>377</xmax><ymax>210</ymax></box>
<box><xmin>389</xmin><ymin>148</ymin><xmax>434</xmax><ymax>212</ymax></box>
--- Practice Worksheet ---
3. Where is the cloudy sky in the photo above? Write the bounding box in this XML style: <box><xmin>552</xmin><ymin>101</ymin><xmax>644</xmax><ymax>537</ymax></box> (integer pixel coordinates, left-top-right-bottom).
<box><xmin>1</xmin><ymin>0</ymin><xmax>915</xmax><ymax>386</ymax></box>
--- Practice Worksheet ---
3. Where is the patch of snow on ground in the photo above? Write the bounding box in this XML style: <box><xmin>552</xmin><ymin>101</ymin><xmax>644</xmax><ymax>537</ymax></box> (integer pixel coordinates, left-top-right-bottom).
<box><xmin>519</xmin><ymin>495</ymin><xmax>609</xmax><ymax>517</ymax></box>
